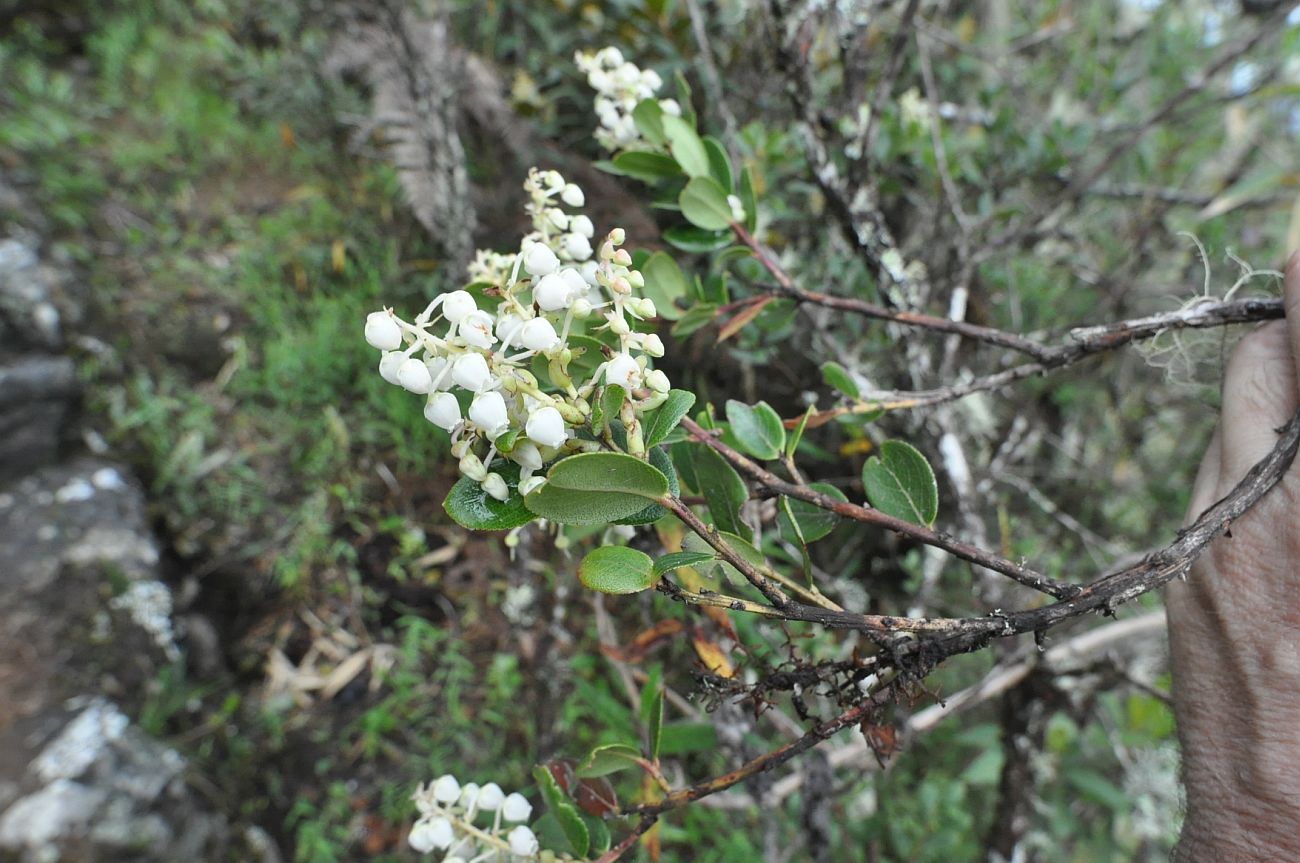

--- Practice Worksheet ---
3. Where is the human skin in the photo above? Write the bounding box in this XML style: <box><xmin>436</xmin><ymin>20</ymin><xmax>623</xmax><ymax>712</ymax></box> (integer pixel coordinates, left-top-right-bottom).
<box><xmin>1167</xmin><ymin>251</ymin><xmax>1300</xmax><ymax>860</ymax></box>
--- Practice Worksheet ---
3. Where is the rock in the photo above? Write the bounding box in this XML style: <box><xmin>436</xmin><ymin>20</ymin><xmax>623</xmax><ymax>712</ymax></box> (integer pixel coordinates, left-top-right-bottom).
<box><xmin>0</xmin><ymin>235</ymin><xmax>64</xmax><ymax>355</ymax></box>
<box><xmin>0</xmin><ymin>356</ymin><xmax>79</xmax><ymax>482</ymax></box>
<box><xmin>0</xmin><ymin>459</ymin><xmax>231</xmax><ymax>861</ymax></box>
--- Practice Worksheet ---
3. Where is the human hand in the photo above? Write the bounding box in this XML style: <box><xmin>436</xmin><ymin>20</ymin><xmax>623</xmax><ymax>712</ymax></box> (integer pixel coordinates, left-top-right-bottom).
<box><xmin>1167</xmin><ymin>251</ymin><xmax>1300</xmax><ymax>860</ymax></box>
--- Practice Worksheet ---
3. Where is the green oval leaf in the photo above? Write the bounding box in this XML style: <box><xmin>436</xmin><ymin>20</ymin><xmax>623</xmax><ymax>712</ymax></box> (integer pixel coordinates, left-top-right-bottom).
<box><xmin>725</xmin><ymin>399</ymin><xmax>785</xmax><ymax>460</ymax></box>
<box><xmin>611</xmin><ymin>150</ymin><xmax>681</xmax><ymax>183</ymax></box>
<box><xmin>862</xmin><ymin>440</ymin><xmax>939</xmax><ymax>526</ymax></box>
<box><xmin>579</xmin><ymin>546</ymin><xmax>657</xmax><ymax>595</ymax></box>
<box><xmin>644</xmin><ymin>389</ymin><xmax>697</xmax><ymax>447</ymax></box>
<box><xmin>777</xmin><ymin>482</ymin><xmax>848</xmax><ymax>545</ymax></box>
<box><xmin>739</xmin><ymin>164</ymin><xmax>758</xmax><ymax>233</ymax></box>
<box><xmin>613</xmin><ymin>445</ymin><xmax>677</xmax><ymax>526</ymax></box>
<box><xmin>577</xmin><ymin>743</ymin><xmax>644</xmax><ymax>778</ymax></box>
<box><xmin>641</xmin><ymin>669</ymin><xmax>664</xmax><ymax>761</ymax></box>
<box><xmin>679</xmin><ymin>176</ymin><xmax>734</xmax><ymax>231</ymax></box>
<box><xmin>662</xmin><ymin>114</ymin><xmax>709</xmax><ymax>178</ymax></box>
<box><xmin>631</xmin><ymin>98</ymin><xmax>666</xmax><ymax>146</ymax></box>
<box><xmin>703</xmin><ymin>135</ymin><xmax>733</xmax><ymax>191</ymax></box>
<box><xmin>821</xmin><ymin>361</ymin><xmax>860</xmax><ymax>399</ymax></box>
<box><xmin>524</xmin><ymin>452</ymin><xmax>669</xmax><ymax>524</ymax></box>
<box><xmin>641</xmin><ymin>251</ymin><xmax>690</xmax><ymax>320</ymax></box>
<box><xmin>653</xmin><ymin>550</ymin><xmax>717</xmax><ymax>575</ymax></box>
<box><xmin>443</xmin><ymin>464</ymin><xmax>534</xmax><ymax>531</ymax></box>
<box><xmin>533</xmin><ymin>766</ymin><xmax>589</xmax><ymax>858</ymax></box>
<box><xmin>663</xmin><ymin>225</ymin><xmax>732</xmax><ymax>253</ymax></box>
<box><xmin>671</xmin><ymin>442</ymin><xmax>751</xmax><ymax>540</ymax></box>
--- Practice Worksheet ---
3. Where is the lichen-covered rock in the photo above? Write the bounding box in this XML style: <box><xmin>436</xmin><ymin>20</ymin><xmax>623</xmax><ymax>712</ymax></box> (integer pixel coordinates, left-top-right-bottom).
<box><xmin>0</xmin><ymin>459</ymin><xmax>230</xmax><ymax>861</ymax></box>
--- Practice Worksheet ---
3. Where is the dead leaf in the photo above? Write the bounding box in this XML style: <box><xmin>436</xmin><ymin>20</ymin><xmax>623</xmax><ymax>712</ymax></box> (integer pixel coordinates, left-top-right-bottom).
<box><xmin>691</xmin><ymin>634</ymin><xmax>735</xmax><ymax>678</ymax></box>
<box><xmin>717</xmin><ymin>296</ymin><xmax>775</xmax><ymax>342</ymax></box>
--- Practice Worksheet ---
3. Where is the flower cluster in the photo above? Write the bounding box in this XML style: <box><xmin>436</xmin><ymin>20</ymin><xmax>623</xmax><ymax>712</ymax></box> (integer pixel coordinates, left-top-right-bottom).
<box><xmin>574</xmin><ymin>47</ymin><xmax>680</xmax><ymax>151</ymax></box>
<box><xmin>409</xmin><ymin>774</ymin><xmax>539</xmax><ymax>860</ymax></box>
<box><xmin>365</xmin><ymin>169</ymin><xmax>670</xmax><ymax>502</ymax></box>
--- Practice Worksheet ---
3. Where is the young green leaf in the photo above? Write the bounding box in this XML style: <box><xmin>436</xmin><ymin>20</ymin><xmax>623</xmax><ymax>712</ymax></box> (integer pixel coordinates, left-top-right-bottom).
<box><xmin>443</xmin><ymin>464</ymin><xmax>534</xmax><ymax>531</ymax></box>
<box><xmin>821</xmin><ymin>361</ymin><xmax>860</xmax><ymax>399</ymax></box>
<box><xmin>631</xmin><ymin>98</ymin><xmax>666</xmax><ymax>146</ymax></box>
<box><xmin>725</xmin><ymin>399</ymin><xmax>785</xmax><ymax>460</ymax></box>
<box><xmin>643</xmin><ymin>389</ymin><xmax>696</xmax><ymax>447</ymax></box>
<box><xmin>533</xmin><ymin>765</ymin><xmax>589</xmax><ymax>857</ymax></box>
<box><xmin>703</xmin><ymin>135</ymin><xmax>733</xmax><ymax>191</ymax></box>
<box><xmin>670</xmin><ymin>302</ymin><xmax>719</xmax><ymax>338</ymax></box>
<box><xmin>671</xmin><ymin>442</ymin><xmax>751</xmax><ymax>540</ymax></box>
<box><xmin>576</xmin><ymin>743</ymin><xmax>644</xmax><ymax>778</ymax></box>
<box><xmin>610</xmin><ymin>150</ymin><xmax>681</xmax><ymax>183</ymax></box>
<box><xmin>641</xmin><ymin>251</ymin><xmax>690</xmax><ymax>320</ymax></box>
<box><xmin>653</xmin><ymin>550</ymin><xmax>717</xmax><ymax>575</ymax></box>
<box><xmin>599</xmin><ymin>384</ymin><xmax>627</xmax><ymax>435</ymax></box>
<box><xmin>777</xmin><ymin>482</ymin><xmax>848</xmax><ymax>544</ymax></box>
<box><xmin>524</xmin><ymin>452</ymin><xmax>669</xmax><ymax>524</ymax></box>
<box><xmin>662</xmin><ymin>115</ymin><xmax>710</xmax><ymax>178</ymax></box>
<box><xmin>739</xmin><ymin>164</ymin><xmax>758</xmax><ymax>233</ymax></box>
<box><xmin>579</xmin><ymin>546</ymin><xmax>657</xmax><ymax>595</ymax></box>
<box><xmin>663</xmin><ymin>225</ymin><xmax>732</xmax><ymax>253</ymax></box>
<box><xmin>679</xmin><ymin>176</ymin><xmax>734</xmax><ymax>231</ymax></box>
<box><xmin>861</xmin><ymin>440</ymin><xmax>939</xmax><ymax>526</ymax></box>
<box><xmin>786</xmin><ymin>405</ymin><xmax>814</xmax><ymax>458</ymax></box>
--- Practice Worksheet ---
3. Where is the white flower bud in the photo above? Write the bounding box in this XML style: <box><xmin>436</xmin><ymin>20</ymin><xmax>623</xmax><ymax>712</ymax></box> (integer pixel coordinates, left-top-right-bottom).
<box><xmin>432</xmin><ymin>775</ymin><xmax>461</xmax><ymax>804</ymax></box>
<box><xmin>520</xmin><ymin>317</ymin><xmax>560</xmax><ymax>352</ymax></box>
<box><xmin>477</xmin><ymin>783</ymin><xmax>505</xmax><ymax>811</ymax></box>
<box><xmin>533</xmin><ymin>272</ymin><xmax>574</xmax><ymax>311</ymax></box>
<box><xmin>641</xmin><ymin>69</ymin><xmax>663</xmax><ymax>91</ymax></box>
<box><xmin>459</xmin><ymin>453</ymin><xmax>488</xmax><ymax>482</ymax></box>
<box><xmin>613</xmin><ymin>248</ymin><xmax>632</xmax><ymax>266</ymax></box>
<box><xmin>599</xmin><ymin>46</ymin><xmax>624</xmax><ymax>67</ymax></box>
<box><xmin>441</xmin><ymin>290</ymin><xmax>477</xmax><ymax>324</ymax></box>
<box><xmin>605</xmin><ymin>352</ymin><xmax>641</xmax><ymax>388</ymax></box>
<box><xmin>458</xmin><ymin>310</ymin><xmax>496</xmax><ymax>349</ymax></box>
<box><xmin>607</xmin><ymin>312</ymin><xmax>631</xmax><ymax>336</ymax></box>
<box><xmin>609</xmin><ymin>227</ymin><xmax>626</xmax><ymax>245</ymax></box>
<box><xmin>458</xmin><ymin>783</ymin><xmax>481</xmax><ymax>809</ymax></box>
<box><xmin>519</xmin><ymin>476</ymin><xmax>546</xmax><ymax>496</ymax></box>
<box><xmin>646</xmin><ymin>368</ymin><xmax>671</xmax><ymax>393</ymax></box>
<box><xmin>727</xmin><ymin>194</ymin><xmax>746</xmax><ymax>223</ymax></box>
<box><xmin>450</xmin><ymin>438</ymin><xmax>471</xmax><ymax>459</ymax></box>
<box><xmin>409</xmin><ymin>817</ymin><xmax>454</xmax><ymax>853</ymax></box>
<box><xmin>660</xmin><ymin>98</ymin><xmax>682</xmax><ymax>117</ymax></box>
<box><xmin>526</xmin><ymin>406</ymin><xmax>568</xmax><ymax>448</ymax></box>
<box><xmin>611</xmin><ymin>276</ymin><xmax>631</xmax><ymax>295</ymax></box>
<box><xmin>544</xmin><ymin>170</ymin><xmax>565</xmax><ymax>191</ymax></box>
<box><xmin>642</xmin><ymin>333</ymin><xmax>665</xmax><ymax>357</ymax></box>
<box><xmin>378</xmin><ymin>351</ymin><xmax>404</xmax><ymax>385</ymax></box>
<box><xmin>591</xmin><ymin>69</ymin><xmax>612</xmax><ymax>93</ymax></box>
<box><xmin>508</xmin><ymin>825</ymin><xmax>540</xmax><ymax>857</ymax></box>
<box><xmin>482</xmin><ymin>472</ymin><xmax>509</xmax><ymax>502</ymax></box>
<box><xmin>629</xmin><ymin>297</ymin><xmax>656</xmax><ymax>319</ymax></box>
<box><xmin>502</xmin><ymin>793</ymin><xmax>533</xmax><ymax>823</ymax></box>
<box><xmin>424</xmin><ymin>392</ymin><xmax>462</xmax><ymax>431</ymax></box>
<box><xmin>569</xmin><ymin>214</ymin><xmax>594</xmax><ymax>238</ymax></box>
<box><xmin>496</xmin><ymin>312</ymin><xmax>525</xmax><ymax>343</ymax></box>
<box><xmin>469</xmin><ymin>391</ymin><xmax>510</xmax><ymax>440</ymax></box>
<box><xmin>561</xmin><ymin>184</ymin><xmax>585</xmax><ymax>207</ymax></box>
<box><xmin>365</xmin><ymin>312</ymin><xmax>403</xmax><ymax>351</ymax></box>
<box><xmin>563</xmin><ymin>232</ymin><xmax>593</xmax><ymax>261</ymax></box>
<box><xmin>398</xmin><ymin>357</ymin><xmax>434</xmax><ymax>393</ymax></box>
<box><xmin>452</xmin><ymin>353</ymin><xmax>493</xmax><ymax>392</ymax></box>
<box><xmin>546</xmin><ymin>208</ymin><xmax>569</xmax><ymax>231</ymax></box>
<box><xmin>512</xmin><ymin>442</ymin><xmax>543</xmax><ymax>473</ymax></box>
<box><xmin>523</xmin><ymin>242</ymin><xmax>560</xmax><ymax>277</ymax></box>
<box><xmin>571</xmin><ymin>298</ymin><xmax>593</xmax><ymax>318</ymax></box>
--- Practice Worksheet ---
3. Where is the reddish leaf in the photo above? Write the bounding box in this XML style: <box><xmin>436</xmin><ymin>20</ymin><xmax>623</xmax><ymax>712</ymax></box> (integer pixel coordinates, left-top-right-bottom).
<box><xmin>574</xmin><ymin>775</ymin><xmax>620</xmax><ymax>818</ymax></box>
<box><xmin>600</xmin><ymin>619</ymin><xmax>687</xmax><ymax>664</ymax></box>
<box><xmin>860</xmin><ymin>719</ymin><xmax>901</xmax><ymax>768</ymax></box>
<box><xmin>717</xmin><ymin>295</ymin><xmax>775</xmax><ymax>342</ymax></box>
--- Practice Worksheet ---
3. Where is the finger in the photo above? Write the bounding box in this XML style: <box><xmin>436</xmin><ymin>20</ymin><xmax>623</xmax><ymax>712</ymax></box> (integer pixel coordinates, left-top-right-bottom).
<box><xmin>1218</xmin><ymin>320</ymin><xmax>1299</xmax><ymax>483</ymax></box>
<box><xmin>1184</xmin><ymin>424</ymin><xmax>1223</xmax><ymax>527</ymax></box>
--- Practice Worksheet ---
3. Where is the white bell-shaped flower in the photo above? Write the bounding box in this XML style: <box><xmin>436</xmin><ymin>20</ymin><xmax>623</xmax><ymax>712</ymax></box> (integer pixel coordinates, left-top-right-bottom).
<box><xmin>398</xmin><ymin>357</ymin><xmax>434</xmax><ymax>393</ymax></box>
<box><xmin>365</xmin><ymin>312</ymin><xmax>403</xmax><ymax>351</ymax></box>
<box><xmin>561</xmin><ymin>184</ymin><xmax>585</xmax><ymax>207</ymax></box>
<box><xmin>469</xmin><ymin>391</ymin><xmax>510</xmax><ymax>440</ymax></box>
<box><xmin>409</xmin><ymin>817</ymin><xmax>455</xmax><ymax>853</ymax></box>
<box><xmin>511</xmin><ymin>442</ymin><xmax>543</xmax><ymax>473</ymax></box>
<box><xmin>458</xmin><ymin>783</ymin><xmax>480</xmax><ymax>809</ymax></box>
<box><xmin>508</xmin><ymin>825</ymin><xmax>540</xmax><ymax>857</ymax></box>
<box><xmin>604</xmin><ymin>352</ymin><xmax>642</xmax><ymax>388</ymax></box>
<box><xmin>425</xmin><ymin>356</ymin><xmax>452</xmax><ymax>390</ymax></box>
<box><xmin>523</xmin><ymin>242</ymin><xmax>560</xmax><ymax>277</ymax></box>
<box><xmin>424</xmin><ymin>392</ymin><xmax>462</xmax><ymax>431</ymax></box>
<box><xmin>476</xmin><ymin>783</ymin><xmax>505</xmax><ymax>811</ymax></box>
<box><xmin>496</xmin><ymin>312</ymin><xmax>525</xmax><ymax>343</ymax></box>
<box><xmin>482</xmin><ymin>473</ymin><xmax>509</xmax><ymax>502</ymax></box>
<box><xmin>562</xmin><ymin>232</ymin><xmax>593</xmax><ymax>261</ymax></box>
<box><xmin>646</xmin><ymin>369</ymin><xmax>671</xmax><ymax>393</ymax></box>
<box><xmin>520</xmin><ymin>317</ymin><xmax>560</xmax><ymax>351</ymax></box>
<box><xmin>526</xmin><ymin>406</ymin><xmax>567</xmax><ymax>448</ymax></box>
<box><xmin>452</xmin><ymin>353</ymin><xmax>493</xmax><ymax>392</ymax></box>
<box><xmin>458</xmin><ymin>310</ymin><xmax>496</xmax><ymax>349</ymax></box>
<box><xmin>432</xmin><ymin>774</ymin><xmax>461</xmax><ymax>804</ymax></box>
<box><xmin>378</xmin><ymin>351</ymin><xmax>404</xmax><ymax>385</ymax></box>
<box><xmin>502</xmin><ymin>792</ymin><xmax>533</xmax><ymax>823</ymax></box>
<box><xmin>533</xmin><ymin>273</ymin><xmax>574</xmax><ymax>311</ymax></box>
<box><xmin>441</xmin><ymin>290</ymin><xmax>477</xmax><ymax>324</ymax></box>
<box><xmin>569</xmin><ymin>214</ymin><xmax>595</xmax><ymax>238</ymax></box>
<box><xmin>561</xmin><ymin>267</ymin><xmax>589</xmax><ymax>296</ymax></box>
<box><xmin>660</xmin><ymin>98</ymin><xmax>682</xmax><ymax>117</ymax></box>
